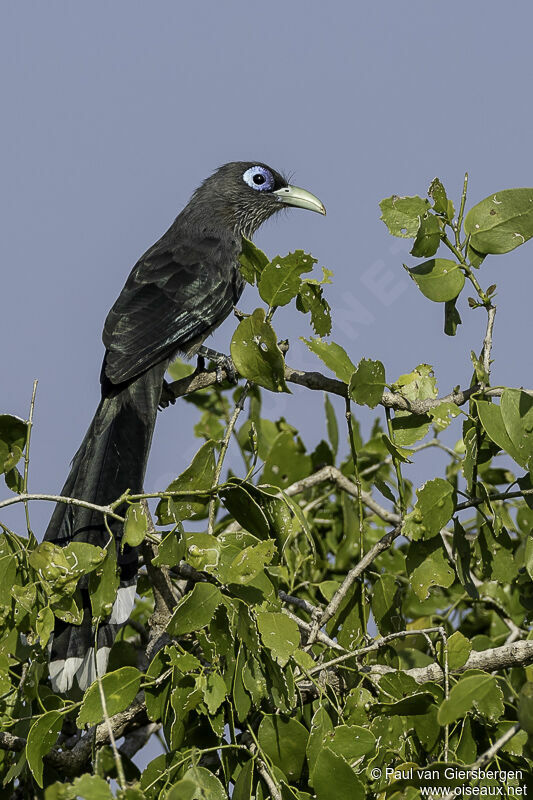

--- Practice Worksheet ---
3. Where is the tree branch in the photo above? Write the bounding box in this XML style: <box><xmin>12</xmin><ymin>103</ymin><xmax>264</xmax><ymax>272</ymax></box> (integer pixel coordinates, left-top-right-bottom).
<box><xmin>166</xmin><ymin>362</ymin><xmax>531</xmax><ymax>413</ymax></box>
<box><xmin>284</xmin><ymin>465</ymin><xmax>400</xmax><ymax>525</ymax></box>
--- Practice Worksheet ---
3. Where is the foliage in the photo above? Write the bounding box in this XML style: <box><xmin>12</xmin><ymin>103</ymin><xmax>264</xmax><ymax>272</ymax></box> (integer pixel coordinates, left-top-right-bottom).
<box><xmin>1</xmin><ymin>178</ymin><xmax>533</xmax><ymax>797</ymax></box>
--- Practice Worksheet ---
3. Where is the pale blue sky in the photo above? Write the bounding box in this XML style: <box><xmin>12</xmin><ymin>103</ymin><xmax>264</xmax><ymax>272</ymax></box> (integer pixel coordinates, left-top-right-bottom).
<box><xmin>2</xmin><ymin>2</ymin><xmax>532</xmax><ymax>543</ymax></box>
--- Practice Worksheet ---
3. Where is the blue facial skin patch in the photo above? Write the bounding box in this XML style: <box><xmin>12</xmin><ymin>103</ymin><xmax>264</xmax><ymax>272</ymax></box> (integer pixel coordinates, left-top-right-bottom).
<box><xmin>242</xmin><ymin>165</ymin><xmax>275</xmax><ymax>192</ymax></box>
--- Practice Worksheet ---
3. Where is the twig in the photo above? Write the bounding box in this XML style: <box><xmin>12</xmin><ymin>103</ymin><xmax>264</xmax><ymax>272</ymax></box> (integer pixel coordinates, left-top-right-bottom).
<box><xmin>96</xmin><ymin>673</ymin><xmax>126</xmax><ymax>789</ymax></box>
<box><xmin>279</xmin><ymin>590</ymin><xmax>317</xmax><ymax>615</ymax></box>
<box><xmin>303</xmin><ymin>627</ymin><xmax>446</xmax><ymax>677</ymax></box>
<box><xmin>440</xmin><ymin>723</ymin><xmax>521</xmax><ymax>800</ymax></box>
<box><xmin>0</xmin><ymin>492</ymin><xmax>125</xmax><ymax>520</ymax></box>
<box><xmin>454</xmin><ymin>172</ymin><xmax>468</xmax><ymax>248</ymax></box>
<box><xmin>208</xmin><ymin>382</ymin><xmax>250</xmax><ymax>535</ymax></box>
<box><xmin>22</xmin><ymin>380</ymin><xmax>38</xmax><ymax>535</ymax></box>
<box><xmin>281</xmin><ymin>606</ymin><xmax>344</xmax><ymax>652</ymax></box>
<box><xmin>481</xmin><ymin>305</ymin><xmax>496</xmax><ymax>379</ymax></box>
<box><xmin>385</xmin><ymin>406</ymin><xmax>405</xmax><ymax>517</ymax></box>
<box><xmin>284</xmin><ymin>465</ymin><xmax>400</xmax><ymax>525</ymax></box>
<box><xmin>165</xmin><ymin>362</ymin><xmax>531</xmax><ymax>413</ymax></box>
<box><xmin>305</xmin><ymin>525</ymin><xmax>402</xmax><ymax>646</ymax></box>
<box><xmin>455</xmin><ymin>487</ymin><xmax>533</xmax><ymax>511</ymax></box>
<box><xmin>141</xmin><ymin>501</ymin><xmax>179</xmax><ymax>662</ymax></box>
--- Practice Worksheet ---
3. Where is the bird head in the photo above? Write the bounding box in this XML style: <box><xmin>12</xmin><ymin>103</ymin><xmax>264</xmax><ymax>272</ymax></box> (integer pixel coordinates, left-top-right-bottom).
<box><xmin>183</xmin><ymin>161</ymin><xmax>326</xmax><ymax>238</ymax></box>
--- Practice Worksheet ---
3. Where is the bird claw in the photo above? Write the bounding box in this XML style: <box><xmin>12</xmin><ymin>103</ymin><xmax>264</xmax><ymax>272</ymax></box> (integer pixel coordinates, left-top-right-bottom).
<box><xmin>159</xmin><ymin>380</ymin><xmax>176</xmax><ymax>410</ymax></box>
<box><xmin>196</xmin><ymin>346</ymin><xmax>237</xmax><ymax>384</ymax></box>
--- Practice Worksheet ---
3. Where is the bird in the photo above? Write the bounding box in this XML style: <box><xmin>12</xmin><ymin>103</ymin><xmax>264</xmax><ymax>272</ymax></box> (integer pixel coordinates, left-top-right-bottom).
<box><xmin>44</xmin><ymin>161</ymin><xmax>326</xmax><ymax>693</ymax></box>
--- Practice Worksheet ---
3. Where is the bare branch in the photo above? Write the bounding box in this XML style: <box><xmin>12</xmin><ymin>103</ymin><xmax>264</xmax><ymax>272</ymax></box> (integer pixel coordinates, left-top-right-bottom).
<box><xmin>281</xmin><ymin>606</ymin><xmax>344</xmax><ymax>652</ymax></box>
<box><xmin>311</xmin><ymin>525</ymin><xmax>402</xmax><ymax>638</ymax></box>
<box><xmin>0</xmin><ymin>492</ymin><xmax>124</xmax><ymax>521</ymax></box>
<box><xmin>208</xmin><ymin>382</ymin><xmax>250</xmax><ymax>534</ymax></box>
<box><xmin>441</xmin><ymin>722</ymin><xmax>521</xmax><ymax>800</ymax></box>
<box><xmin>482</xmin><ymin>305</ymin><xmax>496</xmax><ymax>379</ymax></box>
<box><xmin>284</xmin><ymin>465</ymin><xmax>400</xmax><ymax>525</ymax></box>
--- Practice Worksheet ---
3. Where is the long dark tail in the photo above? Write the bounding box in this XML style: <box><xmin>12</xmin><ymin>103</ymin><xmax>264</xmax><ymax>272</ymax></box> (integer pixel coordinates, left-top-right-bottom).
<box><xmin>45</xmin><ymin>362</ymin><xmax>166</xmax><ymax>692</ymax></box>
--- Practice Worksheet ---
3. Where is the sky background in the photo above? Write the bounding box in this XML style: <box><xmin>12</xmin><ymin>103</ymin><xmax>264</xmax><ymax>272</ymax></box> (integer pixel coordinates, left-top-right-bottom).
<box><xmin>2</xmin><ymin>0</ymin><xmax>533</xmax><ymax>763</ymax></box>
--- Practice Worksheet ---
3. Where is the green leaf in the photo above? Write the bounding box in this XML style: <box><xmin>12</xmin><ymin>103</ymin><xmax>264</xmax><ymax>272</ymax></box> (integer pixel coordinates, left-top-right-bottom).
<box><xmin>429</xmin><ymin>401</ymin><xmax>461</xmax><ymax>432</ymax></box>
<box><xmin>370</xmin><ymin>692</ymin><xmax>435</xmax><ymax>718</ymax></box>
<box><xmin>152</xmin><ymin>527</ymin><xmax>185</xmax><ymax>567</ymax></box>
<box><xmin>410</xmin><ymin>214</ymin><xmax>441</xmax><ymax>258</ymax></box>
<box><xmin>156</xmin><ymin>440</ymin><xmax>216</xmax><ymax>524</ymax></box>
<box><xmin>476</xmin><ymin>399</ymin><xmax>525</xmax><ymax>467</ymax></box>
<box><xmin>261</xmin><ymin>431</ymin><xmax>312</xmax><ymax>490</ymax></box>
<box><xmin>323</xmin><ymin>724</ymin><xmax>375</xmax><ymax>760</ymax></box>
<box><xmin>379</xmin><ymin>195</ymin><xmax>430</xmax><ymax>238</ymax></box>
<box><xmin>229</xmin><ymin>539</ymin><xmax>276</xmax><ymax>585</ymax></box>
<box><xmin>393</xmin><ymin>363</ymin><xmax>437</xmax><ymax>402</ymax></box>
<box><xmin>391</xmin><ymin>412</ymin><xmax>430</xmax><ymax>447</ymax></box>
<box><xmin>518</xmin><ymin>682</ymin><xmax>533</xmax><ymax>735</ymax></box>
<box><xmin>348</xmin><ymin>358</ymin><xmax>385</xmax><ymax>408</ymax></box>
<box><xmin>438</xmin><ymin>672</ymin><xmax>504</xmax><ymax>726</ymax></box>
<box><xmin>239</xmin><ymin>236</ymin><xmax>269</xmax><ymax>284</ymax></box>
<box><xmin>230</xmin><ymin>308</ymin><xmax>288</xmax><ymax>392</ymax></box>
<box><xmin>89</xmin><ymin>543</ymin><xmax>119</xmax><ymax>619</ymax></box>
<box><xmin>145</xmin><ymin>650</ymin><xmax>171</xmax><ymax>722</ymax></box>
<box><xmin>428</xmin><ymin>177</ymin><xmax>454</xmax><ymax>221</ymax></box>
<box><xmin>381</xmin><ymin>434</ymin><xmax>414</xmax><ymax>464</ymax></box>
<box><xmin>301</xmin><ymin>337</ymin><xmax>355</xmax><ymax>383</ymax></box>
<box><xmin>296</xmin><ymin>281</ymin><xmax>332</xmax><ymax>336</ymax></box>
<box><xmin>405</xmin><ymin>259</ymin><xmax>464</xmax><ymax>302</ymax></box>
<box><xmin>202</xmin><ymin>672</ymin><xmax>227</xmax><ymax>715</ymax></box>
<box><xmin>257</xmin><ymin>714</ymin><xmax>308</xmax><ymax>782</ymax></box>
<box><xmin>70</xmin><ymin>775</ymin><xmax>114</xmax><ymax>799</ymax></box>
<box><xmin>167</xmin><ymin>583</ymin><xmax>223</xmax><ymax>636</ymax></box>
<box><xmin>444</xmin><ymin>631</ymin><xmax>472</xmax><ymax>669</ymax></box>
<box><xmin>36</xmin><ymin>606</ymin><xmax>55</xmax><ymax>646</ymax></box>
<box><xmin>500</xmin><ymin>389</ymin><xmax>533</xmax><ymax>467</ymax></box>
<box><xmin>444</xmin><ymin>297</ymin><xmax>462</xmax><ymax>336</ymax></box>
<box><xmin>372</xmin><ymin>574</ymin><xmax>402</xmax><ymax>635</ymax></box>
<box><xmin>232</xmin><ymin>759</ymin><xmax>254</xmax><ymax>800</ymax></box>
<box><xmin>26</xmin><ymin>710</ymin><xmax>63</xmax><ymax>787</ymax></box>
<box><xmin>122</xmin><ymin>502</ymin><xmax>149</xmax><ymax>548</ymax></box>
<box><xmin>464</xmin><ymin>188</ymin><xmax>533</xmax><ymax>254</ymax></box>
<box><xmin>324</xmin><ymin>395</ymin><xmax>339</xmax><ymax>456</ymax></box>
<box><xmin>258</xmin><ymin>250</ymin><xmax>316</xmax><ymax>308</ymax></box>
<box><xmin>76</xmin><ymin>666</ymin><xmax>142</xmax><ymax>726</ymax></box>
<box><xmin>172</xmin><ymin>766</ymin><xmax>227</xmax><ymax>800</ymax></box>
<box><xmin>312</xmin><ymin>747</ymin><xmax>365</xmax><ymax>800</ymax></box>
<box><xmin>233</xmin><ymin>644</ymin><xmax>252</xmax><ymax>722</ymax></box>
<box><xmin>406</xmin><ymin>537</ymin><xmax>455</xmax><ymax>600</ymax></box>
<box><xmin>0</xmin><ymin>415</ymin><xmax>27</xmax><ymax>475</ymax></box>
<box><xmin>403</xmin><ymin>478</ymin><xmax>455</xmax><ymax>541</ymax></box>
<box><xmin>307</xmin><ymin>707</ymin><xmax>334</xmax><ymax>781</ymax></box>
<box><xmin>256</xmin><ymin>610</ymin><xmax>300</xmax><ymax>667</ymax></box>
<box><xmin>525</xmin><ymin>536</ymin><xmax>533</xmax><ymax>581</ymax></box>
<box><xmin>219</xmin><ymin>483</ymin><xmax>270</xmax><ymax>539</ymax></box>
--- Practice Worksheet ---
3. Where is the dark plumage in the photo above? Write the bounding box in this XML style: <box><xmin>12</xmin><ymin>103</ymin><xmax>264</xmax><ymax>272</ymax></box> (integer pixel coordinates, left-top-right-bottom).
<box><xmin>44</xmin><ymin>161</ymin><xmax>325</xmax><ymax>692</ymax></box>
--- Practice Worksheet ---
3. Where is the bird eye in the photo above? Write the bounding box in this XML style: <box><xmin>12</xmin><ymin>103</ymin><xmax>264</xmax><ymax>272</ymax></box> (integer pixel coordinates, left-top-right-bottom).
<box><xmin>243</xmin><ymin>166</ymin><xmax>274</xmax><ymax>192</ymax></box>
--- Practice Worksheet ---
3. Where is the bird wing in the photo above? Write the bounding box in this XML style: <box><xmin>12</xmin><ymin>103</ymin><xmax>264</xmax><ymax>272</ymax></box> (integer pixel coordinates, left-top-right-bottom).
<box><xmin>102</xmin><ymin>227</ymin><xmax>243</xmax><ymax>384</ymax></box>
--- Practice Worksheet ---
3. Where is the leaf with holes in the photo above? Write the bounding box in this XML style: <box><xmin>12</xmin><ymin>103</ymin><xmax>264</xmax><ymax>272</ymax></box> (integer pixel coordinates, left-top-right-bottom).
<box><xmin>258</xmin><ymin>250</ymin><xmax>316</xmax><ymax>307</ymax></box>
<box><xmin>231</xmin><ymin>308</ymin><xmax>288</xmax><ymax>392</ymax></box>
<box><xmin>380</xmin><ymin>195</ymin><xmax>430</xmax><ymax>238</ymax></box>
<box><xmin>464</xmin><ymin>188</ymin><xmax>533</xmax><ymax>254</ymax></box>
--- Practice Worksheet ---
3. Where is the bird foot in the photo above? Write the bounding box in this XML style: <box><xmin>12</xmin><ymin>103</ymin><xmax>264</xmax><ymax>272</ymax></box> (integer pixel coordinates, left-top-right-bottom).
<box><xmin>196</xmin><ymin>346</ymin><xmax>237</xmax><ymax>384</ymax></box>
<box><xmin>159</xmin><ymin>380</ymin><xmax>177</xmax><ymax>410</ymax></box>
